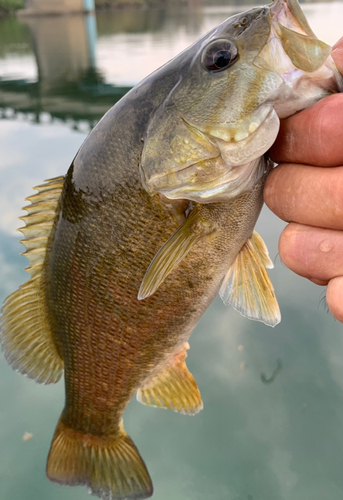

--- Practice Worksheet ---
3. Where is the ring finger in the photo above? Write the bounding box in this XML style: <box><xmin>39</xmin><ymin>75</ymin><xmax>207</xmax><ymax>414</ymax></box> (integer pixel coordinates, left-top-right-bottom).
<box><xmin>279</xmin><ymin>223</ymin><xmax>343</xmax><ymax>283</ymax></box>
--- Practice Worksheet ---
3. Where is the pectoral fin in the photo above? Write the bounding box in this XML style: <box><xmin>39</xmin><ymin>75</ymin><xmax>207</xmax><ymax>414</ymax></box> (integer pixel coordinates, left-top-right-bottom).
<box><xmin>219</xmin><ymin>231</ymin><xmax>281</xmax><ymax>327</ymax></box>
<box><xmin>138</xmin><ymin>209</ymin><xmax>214</xmax><ymax>300</ymax></box>
<box><xmin>137</xmin><ymin>342</ymin><xmax>203</xmax><ymax>415</ymax></box>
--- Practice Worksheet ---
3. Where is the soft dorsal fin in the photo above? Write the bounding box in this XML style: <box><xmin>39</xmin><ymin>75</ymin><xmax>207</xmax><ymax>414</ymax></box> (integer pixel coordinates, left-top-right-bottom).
<box><xmin>137</xmin><ymin>342</ymin><xmax>203</xmax><ymax>415</ymax></box>
<box><xmin>0</xmin><ymin>177</ymin><xmax>65</xmax><ymax>384</ymax></box>
<box><xmin>138</xmin><ymin>208</ymin><xmax>214</xmax><ymax>300</ymax></box>
<box><xmin>219</xmin><ymin>231</ymin><xmax>281</xmax><ymax>327</ymax></box>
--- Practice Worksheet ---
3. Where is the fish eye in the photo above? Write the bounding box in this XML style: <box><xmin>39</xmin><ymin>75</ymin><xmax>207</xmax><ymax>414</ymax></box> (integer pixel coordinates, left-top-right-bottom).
<box><xmin>201</xmin><ymin>39</ymin><xmax>238</xmax><ymax>73</ymax></box>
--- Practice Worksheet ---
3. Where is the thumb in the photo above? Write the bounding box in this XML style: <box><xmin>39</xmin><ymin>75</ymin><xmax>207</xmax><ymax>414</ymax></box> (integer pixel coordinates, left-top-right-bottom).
<box><xmin>332</xmin><ymin>36</ymin><xmax>343</xmax><ymax>75</ymax></box>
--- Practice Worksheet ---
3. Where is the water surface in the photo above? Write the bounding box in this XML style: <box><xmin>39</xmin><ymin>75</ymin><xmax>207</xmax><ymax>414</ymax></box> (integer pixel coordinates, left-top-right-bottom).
<box><xmin>1</xmin><ymin>3</ymin><xmax>343</xmax><ymax>500</ymax></box>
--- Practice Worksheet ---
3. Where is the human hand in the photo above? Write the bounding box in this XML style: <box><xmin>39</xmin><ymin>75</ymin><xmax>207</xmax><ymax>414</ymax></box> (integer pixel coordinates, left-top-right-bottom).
<box><xmin>264</xmin><ymin>36</ymin><xmax>343</xmax><ymax>322</ymax></box>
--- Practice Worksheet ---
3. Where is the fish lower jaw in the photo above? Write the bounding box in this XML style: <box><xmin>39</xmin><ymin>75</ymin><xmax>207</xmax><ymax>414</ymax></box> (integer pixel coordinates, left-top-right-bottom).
<box><xmin>154</xmin><ymin>155</ymin><xmax>269</xmax><ymax>203</ymax></box>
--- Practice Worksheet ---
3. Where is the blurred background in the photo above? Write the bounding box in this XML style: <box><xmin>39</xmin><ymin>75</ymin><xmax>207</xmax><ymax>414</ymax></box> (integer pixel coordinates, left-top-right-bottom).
<box><xmin>0</xmin><ymin>1</ymin><xmax>343</xmax><ymax>500</ymax></box>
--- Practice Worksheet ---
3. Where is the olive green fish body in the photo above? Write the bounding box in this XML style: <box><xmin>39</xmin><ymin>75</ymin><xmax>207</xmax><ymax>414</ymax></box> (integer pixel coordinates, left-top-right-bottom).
<box><xmin>47</xmin><ymin>99</ymin><xmax>267</xmax><ymax>435</ymax></box>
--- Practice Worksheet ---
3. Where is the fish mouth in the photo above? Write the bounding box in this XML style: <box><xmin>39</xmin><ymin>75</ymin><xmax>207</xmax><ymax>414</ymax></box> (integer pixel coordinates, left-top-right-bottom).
<box><xmin>209</xmin><ymin>106</ymin><xmax>274</xmax><ymax>148</ymax></box>
<box><xmin>260</xmin><ymin>0</ymin><xmax>332</xmax><ymax>77</ymax></box>
<box><xmin>269</xmin><ymin>0</ymin><xmax>315</xmax><ymax>37</ymax></box>
<box><xmin>182</xmin><ymin>106</ymin><xmax>273</xmax><ymax>149</ymax></box>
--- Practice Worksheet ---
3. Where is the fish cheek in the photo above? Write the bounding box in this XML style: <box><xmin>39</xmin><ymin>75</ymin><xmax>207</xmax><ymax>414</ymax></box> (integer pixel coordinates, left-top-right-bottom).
<box><xmin>140</xmin><ymin>107</ymin><xmax>220</xmax><ymax>197</ymax></box>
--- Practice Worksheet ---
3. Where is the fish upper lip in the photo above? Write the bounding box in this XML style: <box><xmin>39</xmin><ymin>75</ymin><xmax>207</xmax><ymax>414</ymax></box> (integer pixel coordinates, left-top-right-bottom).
<box><xmin>181</xmin><ymin>107</ymin><xmax>274</xmax><ymax>149</ymax></box>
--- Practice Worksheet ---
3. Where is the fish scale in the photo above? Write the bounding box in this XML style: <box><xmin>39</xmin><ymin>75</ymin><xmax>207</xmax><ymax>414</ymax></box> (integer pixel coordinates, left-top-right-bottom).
<box><xmin>1</xmin><ymin>1</ymin><xmax>342</xmax><ymax>499</ymax></box>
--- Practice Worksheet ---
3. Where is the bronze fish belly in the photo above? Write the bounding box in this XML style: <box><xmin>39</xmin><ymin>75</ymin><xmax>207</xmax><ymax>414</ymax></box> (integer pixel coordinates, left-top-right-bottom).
<box><xmin>1</xmin><ymin>0</ymin><xmax>342</xmax><ymax>498</ymax></box>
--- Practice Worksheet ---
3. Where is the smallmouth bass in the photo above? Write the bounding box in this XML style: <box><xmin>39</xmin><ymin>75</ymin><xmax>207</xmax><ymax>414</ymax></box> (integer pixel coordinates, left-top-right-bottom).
<box><xmin>1</xmin><ymin>1</ymin><xmax>342</xmax><ymax>499</ymax></box>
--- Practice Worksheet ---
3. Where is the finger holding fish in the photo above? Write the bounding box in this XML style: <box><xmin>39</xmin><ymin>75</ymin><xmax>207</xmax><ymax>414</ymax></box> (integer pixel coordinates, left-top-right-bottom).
<box><xmin>267</xmin><ymin>38</ymin><xmax>343</xmax><ymax>181</ymax></box>
<box><xmin>278</xmin><ymin>224</ymin><xmax>343</xmax><ymax>283</ymax></box>
<box><xmin>264</xmin><ymin>164</ymin><xmax>343</xmax><ymax>230</ymax></box>
<box><xmin>269</xmin><ymin>94</ymin><xmax>343</xmax><ymax>166</ymax></box>
<box><xmin>269</xmin><ymin>37</ymin><xmax>343</xmax><ymax>165</ymax></box>
<box><xmin>332</xmin><ymin>36</ymin><xmax>343</xmax><ymax>72</ymax></box>
<box><xmin>326</xmin><ymin>277</ymin><xmax>343</xmax><ymax>323</ymax></box>
<box><xmin>264</xmin><ymin>36</ymin><xmax>343</xmax><ymax>322</ymax></box>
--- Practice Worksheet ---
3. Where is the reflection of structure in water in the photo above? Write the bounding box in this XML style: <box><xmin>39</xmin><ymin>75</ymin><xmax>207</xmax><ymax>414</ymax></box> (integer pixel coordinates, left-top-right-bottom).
<box><xmin>0</xmin><ymin>13</ymin><xmax>131</xmax><ymax>131</ymax></box>
<box><xmin>20</xmin><ymin>0</ymin><xmax>95</xmax><ymax>16</ymax></box>
<box><xmin>0</xmin><ymin>78</ymin><xmax>131</xmax><ymax>132</ymax></box>
<box><xmin>28</xmin><ymin>14</ymin><xmax>97</xmax><ymax>91</ymax></box>
<box><xmin>0</xmin><ymin>6</ymin><xmax>198</xmax><ymax>130</ymax></box>
<box><xmin>0</xmin><ymin>6</ymin><xmax>203</xmax><ymax>130</ymax></box>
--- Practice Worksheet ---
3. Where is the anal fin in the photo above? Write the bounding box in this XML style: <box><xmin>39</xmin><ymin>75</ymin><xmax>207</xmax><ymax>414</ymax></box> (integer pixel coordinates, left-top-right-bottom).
<box><xmin>219</xmin><ymin>231</ymin><xmax>281</xmax><ymax>327</ymax></box>
<box><xmin>137</xmin><ymin>342</ymin><xmax>203</xmax><ymax>415</ymax></box>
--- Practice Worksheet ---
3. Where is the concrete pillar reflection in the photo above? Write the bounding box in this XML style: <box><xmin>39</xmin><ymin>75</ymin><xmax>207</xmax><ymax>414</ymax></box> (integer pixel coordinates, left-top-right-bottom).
<box><xmin>22</xmin><ymin>0</ymin><xmax>94</xmax><ymax>15</ymax></box>
<box><xmin>26</xmin><ymin>14</ymin><xmax>97</xmax><ymax>92</ymax></box>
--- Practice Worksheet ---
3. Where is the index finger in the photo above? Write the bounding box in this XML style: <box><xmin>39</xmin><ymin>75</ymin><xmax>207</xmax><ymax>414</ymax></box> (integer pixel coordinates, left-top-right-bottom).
<box><xmin>269</xmin><ymin>94</ymin><xmax>343</xmax><ymax>166</ymax></box>
<box><xmin>269</xmin><ymin>36</ymin><xmax>343</xmax><ymax>167</ymax></box>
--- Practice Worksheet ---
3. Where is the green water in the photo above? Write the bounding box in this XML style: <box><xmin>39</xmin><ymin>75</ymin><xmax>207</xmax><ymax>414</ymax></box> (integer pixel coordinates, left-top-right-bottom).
<box><xmin>1</xmin><ymin>3</ymin><xmax>343</xmax><ymax>500</ymax></box>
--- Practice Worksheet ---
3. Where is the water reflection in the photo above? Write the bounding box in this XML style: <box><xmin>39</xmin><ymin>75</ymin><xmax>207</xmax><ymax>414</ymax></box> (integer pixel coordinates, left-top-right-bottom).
<box><xmin>0</xmin><ymin>14</ymin><xmax>131</xmax><ymax>129</ymax></box>
<box><xmin>28</xmin><ymin>14</ymin><xmax>97</xmax><ymax>89</ymax></box>
<box><xmin>0</xmin><ymin>3</ymin><xmax>342</xmax><ymax>130</ymax></box>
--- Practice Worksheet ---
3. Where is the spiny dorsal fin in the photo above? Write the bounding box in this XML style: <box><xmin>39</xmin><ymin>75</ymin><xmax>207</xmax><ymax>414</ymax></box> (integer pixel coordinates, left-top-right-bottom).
<box><xmin>0</xmin><ymin>176</ymin><xmax>65</xmax><ymax>384</ymax></box>
<box><xmin>137</xmin><ymin>342</ymin><xmax>203</xmax><ymax>415</ymax></box>
<box><xmin>219</xmin><ymin>231</ymin><xmax>281</xmax><ymax>327</ymax></box>
<box><xmin>47</xmin><ymin>417</ymin><xmax>153</xmax><ymax>500</ymax></box>
<box><xmin>138</xmin><ymin>208</ymin><xmax>214</xmax><ymax>300</ymax></box>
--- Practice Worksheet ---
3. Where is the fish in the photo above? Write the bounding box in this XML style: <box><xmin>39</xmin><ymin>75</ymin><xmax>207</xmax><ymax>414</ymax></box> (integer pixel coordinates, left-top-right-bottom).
<box><xmin>1</xmin><ymin>1</ymin><xmax>342</xmax><ymax>499</ymax></box>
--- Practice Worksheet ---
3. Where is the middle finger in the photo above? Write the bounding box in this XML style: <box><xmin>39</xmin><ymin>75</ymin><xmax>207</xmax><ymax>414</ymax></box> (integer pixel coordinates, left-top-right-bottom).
<box><xmin>264</xmin><ymin>164</ymin><xmax>343</xmax><ymax>230</ymax></box>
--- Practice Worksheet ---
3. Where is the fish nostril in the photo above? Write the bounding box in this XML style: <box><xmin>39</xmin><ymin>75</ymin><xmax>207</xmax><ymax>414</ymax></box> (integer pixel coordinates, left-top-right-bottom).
<box><xmin>256</xmin><ymin>7</ymin><xmax>269</xmax><ymax>20</ymax></box>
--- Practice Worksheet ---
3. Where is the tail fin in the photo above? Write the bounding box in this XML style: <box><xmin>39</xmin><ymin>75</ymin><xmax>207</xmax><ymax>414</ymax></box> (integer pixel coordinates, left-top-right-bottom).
<box><xmin>46</xmin><ymin>417</ymin><xmax>153</xmax><ymax>500</ymax></box>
